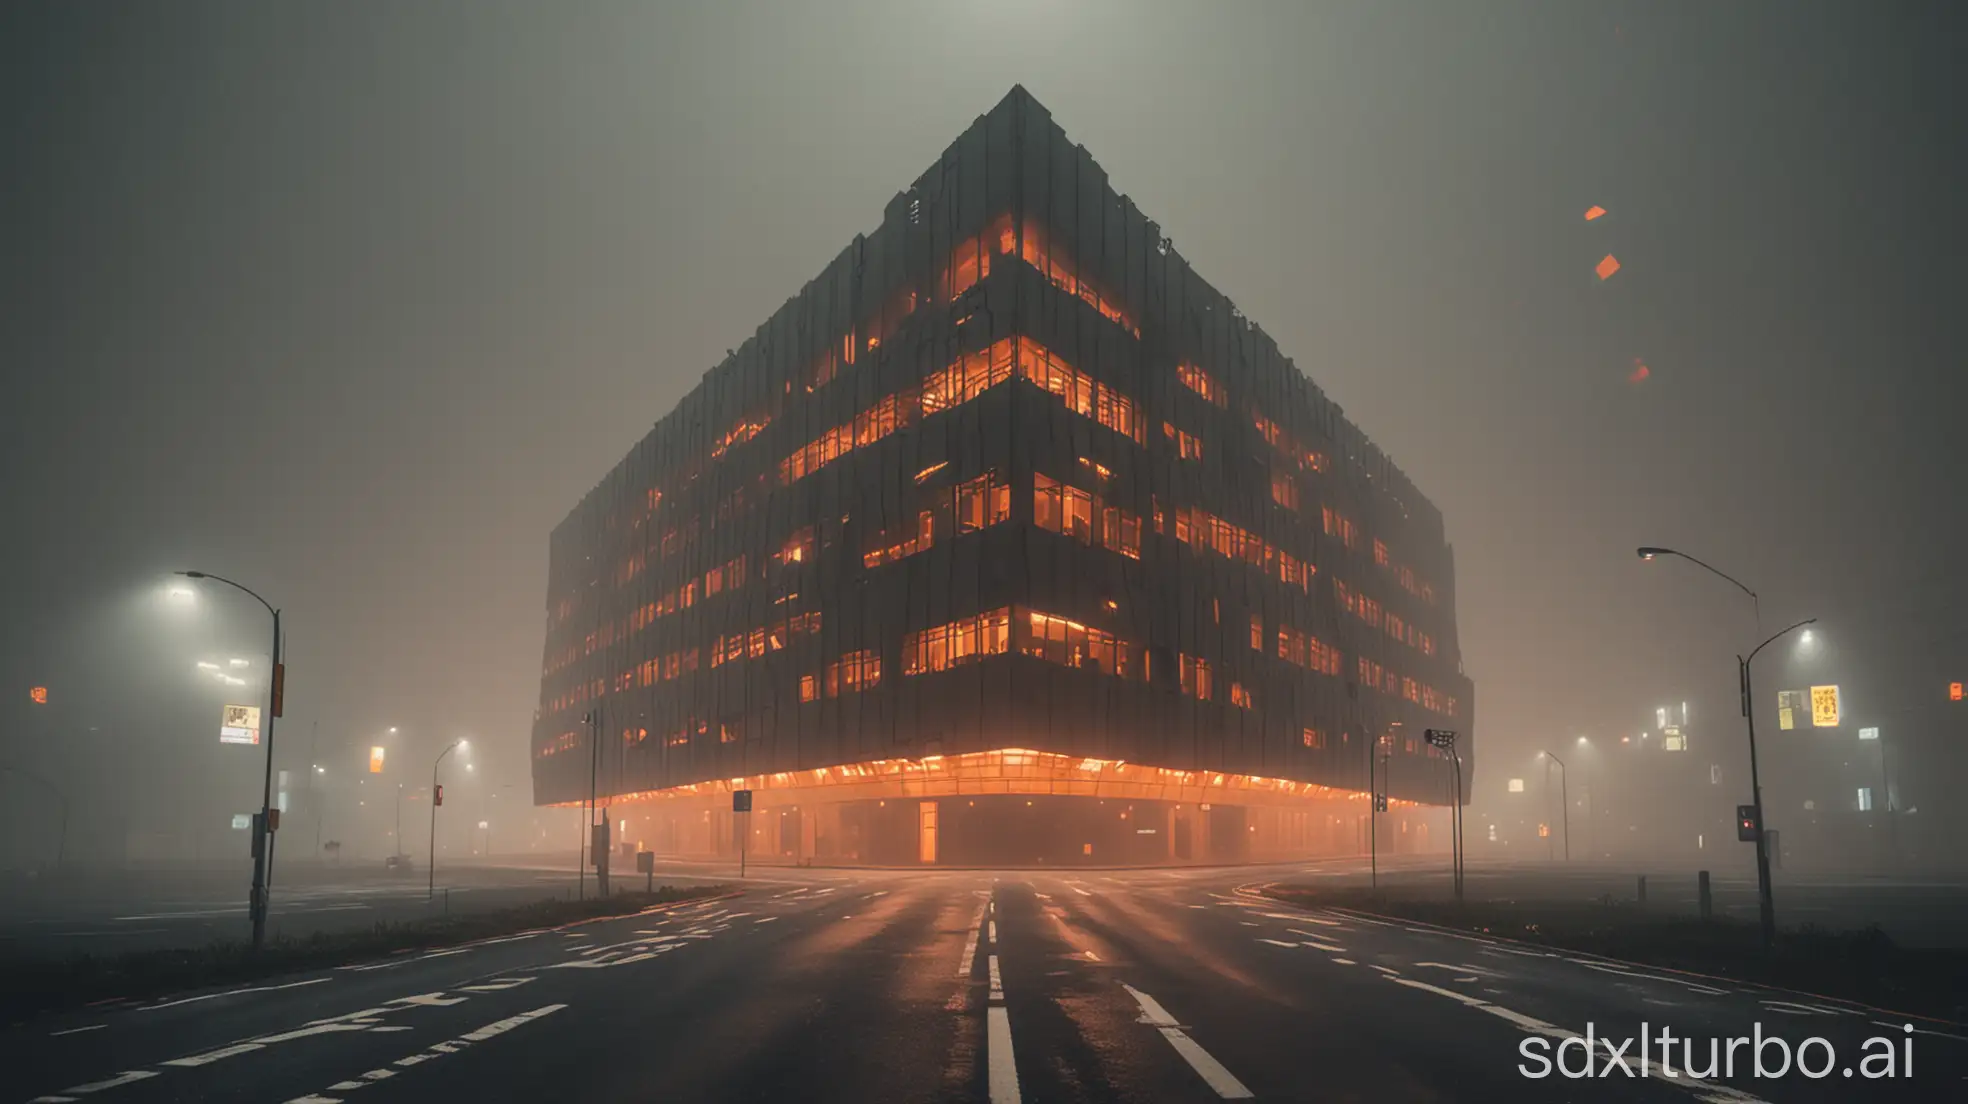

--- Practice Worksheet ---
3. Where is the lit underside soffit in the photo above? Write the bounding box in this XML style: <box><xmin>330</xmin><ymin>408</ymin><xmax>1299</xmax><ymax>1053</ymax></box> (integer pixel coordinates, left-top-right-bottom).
<box><xmin>548</xmin><ymin>747</ymin><xmax>1433</xmax><ymax>811</ymax></box>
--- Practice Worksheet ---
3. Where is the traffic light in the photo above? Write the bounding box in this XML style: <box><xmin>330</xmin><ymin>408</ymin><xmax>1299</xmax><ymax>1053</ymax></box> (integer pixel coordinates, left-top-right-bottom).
<box><xmin>434</xmin><ymin>784</ymin><xmax>444</xmax><ymax>807</ymax></box>
<box><xmin>1737</xmin><ymin>804</ymin><xmax>1761</xmax><ymax>842</ymax></box>
<box><xmin>1952</xmin><ymin>681</ymin><xmax>1963</xmax><ymax>702</ymax></box>
<box><xmin>1373</xmin><ymin>794</ymin><xmax>1388</xmax><ymax>813</ymax></box>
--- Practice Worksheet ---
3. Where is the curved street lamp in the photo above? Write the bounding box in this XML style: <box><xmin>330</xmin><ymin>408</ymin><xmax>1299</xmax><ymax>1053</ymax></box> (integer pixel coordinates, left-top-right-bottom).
<box><xmin>429</xmin><ymin>739</ymin><xmax>468</xmax><ymax>898</ymax></box>
<box><xmin>178</xmin><ymin>570</ymin><xmax>282</xmax><ymax>951</ymax></box>
<box><xmin>1638</xmin><ymin>546</ymin><xmax>1812</xmax><ymax>945</ymax></box>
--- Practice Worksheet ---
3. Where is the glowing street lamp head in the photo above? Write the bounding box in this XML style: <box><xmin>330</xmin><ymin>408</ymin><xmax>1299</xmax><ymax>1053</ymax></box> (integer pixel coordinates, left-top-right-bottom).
<box><xmin>459</xmin><ymin>739</ymin><xmax>471</xmax><ymax>751</ymax></box>
<box><xmin>1636</xmin><ymin>547</ymin><xmax>1671</xmax><ymax>562</ymax></box>
<box><xmin>1800</xmin><ymin>629</ymin><xmax>1815</xmax><ymax>645</ymax></box>
<box><xmin>388</xmin><ymin>726</ymin><xmax>398</xmax><ymax>735</ymax></box>
<box><xmin>1577</xmin><ymin>736</ymin><xmax>1589</xmax><ymax>746</ymax></box>
<box><xmin>178</xmin><ymin>570</ymin><xmax>208</xmax><ymax>579</ymax></box>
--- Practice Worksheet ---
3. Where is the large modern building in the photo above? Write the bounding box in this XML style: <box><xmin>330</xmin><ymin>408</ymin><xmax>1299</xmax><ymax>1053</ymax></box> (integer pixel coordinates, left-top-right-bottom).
<box><xmin>530</xmin><ymin>87</ymin><xmax>1473</xmax><ymax>866</ymax></box>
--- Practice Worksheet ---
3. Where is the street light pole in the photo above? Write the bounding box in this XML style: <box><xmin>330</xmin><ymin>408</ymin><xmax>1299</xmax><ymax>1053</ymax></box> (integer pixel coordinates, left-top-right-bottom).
<box><xmin>1541</xmin><ymin>751</ymin><xmax>1569</xmax><ymax>861</ymax></box>
<box><xmin>429</xmin><ymin>740</ymin><xmax>466</xmax><ymax>898</ymax></box>
<box><xmin>179</xmin><ymin>570</ymin><xmax>281</xmax><ymax>951</ymax></box>
<box><xmin>1740</xmin><ymin>617</ymin><xmax>1815</xmax><ymax>946</ymax></box>
<box><xmin>1639</xmin><ymin>546</ymin><xmax>1810</xmax><ymax>947</ymax></box>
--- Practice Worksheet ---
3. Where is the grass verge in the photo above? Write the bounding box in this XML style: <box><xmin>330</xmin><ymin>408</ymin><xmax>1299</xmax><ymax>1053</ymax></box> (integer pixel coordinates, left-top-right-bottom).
<box><xmin>0</xmin><ymin>883</ymin><xmax>732</xmax><ymax>1022</ymax></box>
<box><xmin>1261</xmin><ymin>884</ymin><xmax>1968</xmax><ymax>1022</ymax></box>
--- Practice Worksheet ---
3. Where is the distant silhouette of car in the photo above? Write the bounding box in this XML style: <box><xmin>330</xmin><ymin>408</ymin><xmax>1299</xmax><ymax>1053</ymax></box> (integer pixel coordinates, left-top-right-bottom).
<box><xmin>385</xmin><ymin>854</ymin><xmax>413</xmax><ymax>872</ymax></box>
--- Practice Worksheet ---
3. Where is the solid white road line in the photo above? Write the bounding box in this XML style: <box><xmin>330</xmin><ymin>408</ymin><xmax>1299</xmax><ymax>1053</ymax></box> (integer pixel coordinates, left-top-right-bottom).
<box><xmin>987</xmin><ymin>1006</ymin><xmax>1021</xmax><ymax>1104</ymax></box>
<box><xmin>988</xmin><ymin>955</ymin><xmax>1004</xmax><ymax>1000</ymax></box>
<box><xmin>142</xmin><ymin>976</ymin><xmax>332</xmax><ymax>1010</ymax></box>
<box><xmin>48</xmin><ymin>1025</ymin><xmax>105</xmax><ymax>1037</ymax></box>
<box><xmin>58</xmin><ymin>1071</ymin><xmax>158</xmax><ymax>1094</ymax></box>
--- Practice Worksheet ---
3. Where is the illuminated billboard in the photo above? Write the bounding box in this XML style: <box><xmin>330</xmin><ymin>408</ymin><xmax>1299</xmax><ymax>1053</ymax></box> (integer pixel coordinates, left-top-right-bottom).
<box><xmin>1507</xmin><ymin>778</ymin><xmax>1525</xmax><ymax>793</ymax></box>
<box><xmin>220</xmin><ymin>703</ymin><xmax>261</xmax><ymax>746</ymax></box>
<box><xmin>29</xmin><ymin>686</ymin><xmax>48</xmax><ymax>704</ymax></box>
<box><xmin>1662</xmin><ymin>726</ymin><xmax>1686</xmax><ymax>751</ymax></box>
<box><xmin>1776</xmin><ymin>689</ymin><xmax>1809</xmax><ymax>730</ymax></box>
<box><xmin>1810</xmin><ymin>685</ymin><xmax>1841</xmax><ymax>728</ymax></box>
<box><xmin>370</xmin><ymin>746</ymin><xmax>387</xmax><ymax>774</ymax></box>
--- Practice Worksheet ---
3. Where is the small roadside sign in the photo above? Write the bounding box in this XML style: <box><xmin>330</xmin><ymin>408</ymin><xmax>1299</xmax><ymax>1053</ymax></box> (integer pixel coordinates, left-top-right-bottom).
<box><xmin>271</xmin><ymin>663</ymin><xmax>286</xmax><ymax>717</ymax></box>
<box><xmin>733</xmin><ymin>789</ymin><xmax>753</xmax><ymax>813</ymax></box>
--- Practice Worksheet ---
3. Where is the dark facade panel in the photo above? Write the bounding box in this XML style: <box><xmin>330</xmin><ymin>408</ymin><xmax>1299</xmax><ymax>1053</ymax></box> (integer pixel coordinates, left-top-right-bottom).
<box><xmin>532</xmin><ymin>87</ymin><xmax>1473</xmax><ymax>810</ymax></box>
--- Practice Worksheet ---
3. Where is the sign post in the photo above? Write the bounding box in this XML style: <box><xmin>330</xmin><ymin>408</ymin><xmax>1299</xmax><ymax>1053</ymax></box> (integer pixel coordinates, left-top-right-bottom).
<box><xmin>733</xmin><ymin>789</ymin><xmax>753</xmax><ymax>879</ymax></box>
<box><xmin>636</xmin><ymin>848</ymin><xmax>654</xmax><ymax>893</ymax></box>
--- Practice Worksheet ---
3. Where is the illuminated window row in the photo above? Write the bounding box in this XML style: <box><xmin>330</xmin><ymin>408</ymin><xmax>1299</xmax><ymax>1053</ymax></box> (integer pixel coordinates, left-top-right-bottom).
<box><xmin>536</xmin><ymin>729</ymin><xmax>579</xmax><ymax>759</ymax></box>
<box><xmin>781</xmin><ymin>337</ymin><xmax>1144</xmax><ymax>485</ymax></box>
<box><xmin>709</xmin><ymin>611</ymin><xmax>823</xmax><ymax>668</ymax></box>
<box><xmin>638</xmin><ymin>647</ymin><xmax>701</xmax><ymax>687</ymax></box>
<box><xmin>1357</xmin><ymin>656</ymin><xmax>1459</xmax><ymax>718</ymax></box>
<box><xmin>777</xmin><ymin>526</ymin><xmax>815</xmax><ymax>565</ymax></box>
<box><xmin>865</xmin><ymin>472</ymin><xmax>1011</xmax><ymax>569</ymax></box>
<box><xmin>944</xmin><ymin>214</ymin><xmax>1139</xmax><ymax>337</ymax></box>
<box><xmin>1321</xmin><ymin>506</ymin><xmax>1360</xmax><ymax>551</ymax></box>
<box><xmin>1270</xmin><ymin>471</ymin><xmax>1299</xmax><ymax>511</ymax></box>
<box><xmin>823</xmin><ymin>649</ymin><xmax>883</xmax><ymax>698</ymax></box>
<box><xmin>945</xmin><ymin>214</ymin><xmax>1016</xmax><ymax>299</ymax></box>
<box><xmin>1302</xmin><ymin>727</ymin><xmax>1327</xmax><ymax>750</ymax></box>
<box><xmin>1276</xmin><ymin>624</ymin><xmax>1344</xmax><ymax>677</ymax></box>
<box><xmin>1016</xmin><ymin>608</ymin><xmax>1136</xmax><ymax>679</ymax></box>
<box><xmin>1018</xmin><ymin>219</ymin><xmax>1141</xmax><ymax>337</ymax></box>
<box><xmin>1334</xmin><ymin>578</ymin><xmax>1383</xmax><ymax>630</ymax></box>
<box><xmin>1336</xmin><ymin>578</ymin><xmax>1437</xmax><ymax>658</ymax></box>
<box><xmin>1169</xmin><ymin>505</ymin><xmax>1315</xmax><ymax>591</ymax></box>
<box><xmin>780</xmin><ymin>339</ymin><xmax>1013</xmax><ymax>485</ymax></box>
<box><xmin>1384</xmin><ymin>610</ymin><xmax>1436</xmax><ymax>658</ymax></box>
<box><xmin>1372</xmin><ymin>537</ymin><xmax>1438</xmax><ymax>605</ymax></box>
<box><xmin>1253</xmin><ymin>409</ymin><xmax>1329</xmax><ymax>473</ymax></box>
<box><xmin>1229</xmin><ymin>682</ymin><xmax>1254</xmax><ymax>710</ymax></box>
<box><xmin>1163</xmin><ymin>421</ymin><xmax>1203</xmax><ymax>461</ymax></box>
<box><xmin>903</xmin><ymin>607</ymin><xmax>1012</xmax><ymax>675</ymax></box>
<box><xmin>631</xmin><ymin>554</ymin><xmax>749</xmax><ymax>634</ymax></box>
<box><xmin>1034</xmin><ymin>473</ymin><xmax>1142</xmax><ymax>560</ymax></box>
<box><xmin>711</xmin><ymin>414</ymin><xmax>772</xmax><ymax>460</ymax></box>
<box><xmin>1175</xmin><ymin>363</ymin><xmax>1227</xmax><ymax>407</ymax></box>
<box><xmin>1017</xmin><ymin>337</ymin><xmax>1145</xmax><ymax>444</ymax></box>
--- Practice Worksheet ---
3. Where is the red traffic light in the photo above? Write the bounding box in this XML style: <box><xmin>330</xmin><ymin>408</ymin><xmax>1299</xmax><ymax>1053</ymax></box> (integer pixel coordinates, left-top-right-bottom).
<box><xmin>1952</xmin><ymin>681</ymin><xmax>1963</xmax><ymax>702</ymax></box>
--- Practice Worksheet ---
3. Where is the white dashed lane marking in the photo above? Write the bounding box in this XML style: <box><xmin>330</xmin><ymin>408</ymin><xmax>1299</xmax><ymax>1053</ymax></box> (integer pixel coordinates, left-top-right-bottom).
<box><xmin>1121</xmin><ymin>984</ymin><xmax>1253</xmax><ymax>1099</ymax></box>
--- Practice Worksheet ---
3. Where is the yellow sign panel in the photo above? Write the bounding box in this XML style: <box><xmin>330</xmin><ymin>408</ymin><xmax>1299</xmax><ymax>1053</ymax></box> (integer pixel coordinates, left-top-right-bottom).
<box><xmin>1779</xmin><ymin>707</ymin><xmax>1794</xmax><ymax>731</ymax></box>
<box><xmin>370</xmin><ymin>746</ymin><xmax>387</xmax><ymax>774</ymax></box>
<box><xmin>1810</xmin><ymin>685</ymin><xmax>1841</xmax><ymax>728</ymax></box>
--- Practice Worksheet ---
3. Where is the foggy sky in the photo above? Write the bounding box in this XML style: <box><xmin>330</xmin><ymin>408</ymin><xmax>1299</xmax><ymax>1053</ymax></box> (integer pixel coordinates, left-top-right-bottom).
<box><xmin>3</xmin><ymin>1</ymin><xmax>1962</xmax><ymax>834</ymax></box>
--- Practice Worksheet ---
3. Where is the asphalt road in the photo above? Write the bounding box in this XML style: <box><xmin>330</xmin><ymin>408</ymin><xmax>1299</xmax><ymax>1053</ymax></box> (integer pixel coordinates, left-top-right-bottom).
<box><xmin>5</xmin><ymin>862</ymin><xmax>1964</xmax><ymax>1103</ymax></box>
